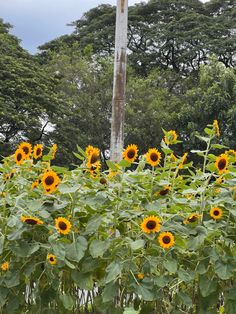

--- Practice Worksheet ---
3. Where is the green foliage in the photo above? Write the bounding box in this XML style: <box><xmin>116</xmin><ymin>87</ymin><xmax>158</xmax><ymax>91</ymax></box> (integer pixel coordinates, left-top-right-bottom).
<box><xmin>0</xmin><ymin>123</ymin><xmax>236</xmax><ymax>313</ymax></box>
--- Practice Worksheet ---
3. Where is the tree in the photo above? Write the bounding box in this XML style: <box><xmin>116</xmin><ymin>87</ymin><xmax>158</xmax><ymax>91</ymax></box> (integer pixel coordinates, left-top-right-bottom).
<box><xmin>0</xmin><ymin>19</ymin><xmax>62</xmax><ymax>157</ymax></box>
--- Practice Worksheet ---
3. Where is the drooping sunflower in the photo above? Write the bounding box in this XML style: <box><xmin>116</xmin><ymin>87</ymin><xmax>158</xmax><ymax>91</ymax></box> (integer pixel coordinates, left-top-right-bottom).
<box><xmin>122</xmin><ymin>144</ymin><xmax>138</xmax><ymax>163</ymax></box>
<box><xmin>85</xmin><ymin>145</ymin><xmax>95</xmax><ymax>156</ymax></box>
<box><xmin>169</xmin><ymin>153</ymin><xmax>177</xmax><ymax>162</ymax></box>
<box><xmin>141</xmin><ymin>216</ymin><xmax>161</xmax><ymax>234</ymax></box>
<box><xmin>1</xmin><ymin>262</ymin><xmax>9</xmax><ymax>271</ymax></box>
<box><xmin>21</xmin><ymin>216</ymin><xmax>43</xmax><ymax>225</ymax></box>
<box><xmin>86</xmin><ymin>160</ymin><xmax>101</xmax><ymax>176</ymax></box>
<box><xmin>146</xmin><ymin>148</ymin><xmax>161</xmax><ymax>167</ymax></box>
<box><xmin>156</xmin><ymin>185</ymin><xmax>171</xmax><ymax>196</ymax></box>
<box><xmin>14</xmin><ymin>148</ymin><xmax>26</xmax><ymax>165</ymax></box>
<box><xmin>33</xmin><ymin>144</ymin><xmax>43</xmax><ymax>159</ymax></box>
<box><xmin>213</xmin><ymin>120</ymin><xmax>220</xmax><ymax>137</ymax></box>
<box><xmin>210</xmin><ymin>207</ymin><xmax>223</xmax><ymax>220</ymax></box>
<box><xmin>137</xmin><ymin>273</ymin><xmax>144</xmax><ymax>280</ymax></box>
<box><xmin>179</xmin><ymin>153</ymin><xmax>188</xmax><ymax>169</ymax></box>
<box><xmin>47</xmin><ymin>254</ymin><xmax>57</xmax><ymax>265</ymax></box>
<box><xmin>41</xmin><ymin>170</ymin><xmax>60</xmax><ymax>192</ymax></box>
<box><xmin>87</xmin><ymin>147</ymin><xmax>100</xmax><ymax>165</ymax></box>
<box><xmin>215</xmin><ymin>154</ymin><xmax>228</xmax><ymax>174</ymax></box>
<box><xmin>18</xmin><ymin>142</ymin><xmax>32</xmax><ymax>159</ymax></box>
<box><xmin>158</xmin><ymin>231</ymin><xmax>175</xmax><ymax>249</ymax></box>
<box><xmin>184</xmin><ymin>213</ymin><xmax>202</xmax><ymax>225</ymax></box>
<box><xmin>164</xmin><ymin>130</ymin><xmax>178</xmax><ymax>145</ymax></box>
<box><xmin>51</xmin><ymin>144</ymin><xmax>57</xmax><ymax>160</ymax></box>
<box><xmin>55</xmin><ymin>217</ymin><xmax>72</xmax><ymax>235</ymax></box>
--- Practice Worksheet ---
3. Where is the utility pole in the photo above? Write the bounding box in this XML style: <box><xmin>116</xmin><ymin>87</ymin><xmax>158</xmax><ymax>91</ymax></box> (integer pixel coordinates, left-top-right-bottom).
<box><xmin>110</xmin><ymin>0</ymin><xmax>128</xmax><ymax>162</ymax></box>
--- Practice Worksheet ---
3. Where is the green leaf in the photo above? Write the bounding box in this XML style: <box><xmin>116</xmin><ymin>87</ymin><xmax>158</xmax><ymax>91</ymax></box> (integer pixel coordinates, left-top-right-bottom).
<box><xmin>211</xmin><ymin>144</ymin><xmax>228</xmax><ymax>149</ymax></box>
<box><xmin>106</xmin><ymin>160</ymin><xmax>119</xmax><ymax>171</ymax></box>
<box><xmin>199</xmin><ymin>276</ymin><xmax>218</xmax><ymax>297</ymax></box>
<box><xmin>164</xmin><ymin>258</ymin><xmax>178</xmax><ymax>274</ymax></box>
<box><xmin>0</xmin><ymin>235</ymin><xmax>4</xmax><ymax>255</ymax></box>
<box><xmin>136</xmin><ymin>285</ymin><xmax>155</xmax><ymax>301</ymax></box>
<box><xmin>66</xmin><ymin>237</ymin><xmax>87</xmax><ymax>262</ymax></box>
<box><xmin>130</xmin><ymin>239</ymin><xmax>145</xmax><ymax>251</ymax></box>
<box><xmin>119</xmin><ymin>159</ymin><xmax>131</xmax><ymax>167</ymax></box>
<box><xmin>178</xmin><ymin>291</ymin><xmax>192</xmax><ymax>307</ymax></box>
<box><xmin>71</xmin><ymin>271</ymin><xmax>94</xmax><ymax>290</ymax></box>
<box><xmin>105</xmin><ymin>262</ymin><xmax>121</xmax><ymax>283</ymax></box>
<box><xmin>124</xmin><ymin>307</ymin><xmax>139</xmax><ymax>314</ymax></box>
<box><xmin>4</xmin><ymin>271</ymin><xmax>20</xmax><ymax>288</ymax></box>
<box><xmin>102</xmin><ymin>281</ymin><xmax>119</xmax><ymax>302</ymax></box>
<box><xmin>85</xmin><ymin>216</ymin><xmax>102</xmax><ymax>234</ymax></box>
<box><xmin>58</xmin><ymin>184</ymin><xmax>80</xmax><ymax>194</ymax></box>
<box><xmin>0</xmin><ymin>287</ymin><xmax>8</xmax><ymax>307</ymax></box>
<box><xmin>178</xmin><ymin>269</ymin><xmax>194</xmax><ymax>282</ymax></box>
<box><xmin>76</xmin><ymin>145</ymin><xmax>87</xmax><ymax>157</ymax></box>
<box><xmin>215</xmin><ymin>261</ymin><xmax>234</xmax><ymax>280</ymax></box>
<box><xmin>59</xmin><ymin>293</ymin><xmax>74</xmax><ymax>311</ymax></box>
<box><xmin>154</xmin><ymin>275</ymin><xmax>169</xmax><ymax>287</ymax></box>
<box><xmin>11</xmin><ymin>242</ymin><xmax>40</xmax><ymax>257</ymax></box>
<box><xmin>73</xmin><ymin>152</ymin><xmax>84</xmax><ymax>161</ymax></box>
<box><xmin>89</xmin><ymin>239</ymin><xmax>110</xmax><ymax>258</ymax></box>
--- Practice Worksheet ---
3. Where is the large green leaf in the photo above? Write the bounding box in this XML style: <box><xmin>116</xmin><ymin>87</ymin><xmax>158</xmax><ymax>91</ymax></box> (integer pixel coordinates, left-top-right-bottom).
<box><xmin>89</xmin><ymin>239</ymin><xmax>110</xmax><ymax>258</ymax></box>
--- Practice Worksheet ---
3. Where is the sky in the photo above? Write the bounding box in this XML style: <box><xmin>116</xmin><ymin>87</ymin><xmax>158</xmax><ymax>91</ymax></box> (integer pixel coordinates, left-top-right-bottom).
<box><xmin>0</xmin><ymin>0</ymin><xmax>147</xmax><ymax>53</ymax></box>
<box><xmin>0</xmin><ymin>0</ymin><xmax>208</xmax><ymax>54</ymax></box>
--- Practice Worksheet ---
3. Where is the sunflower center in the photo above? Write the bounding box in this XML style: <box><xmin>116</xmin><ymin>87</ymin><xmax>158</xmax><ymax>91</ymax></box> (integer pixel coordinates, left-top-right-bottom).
<box><xmin>213</xmin><ymin>210</ymin><xmax>220</xmax><ymax>216</ymax></box>
<box><xmin>25</xmin><ymin>219</ymin><xmax>37</xmax><ymax>225</ymax></box>
<box><xmin>45</xmin><ymin>176</ymin><xmax>55</xmax><ymax>186</ymax></box>
<box><xmin>218</xmin><ymin>159</ymin><xmax>226</xmax><ymax>170</ymax></box>
<box><xmin>150</xmin><ymin>153</ymin><xmax>158</xmax><ymax>162</ymax></box>
<box><xmin>90</xmin><ymin>153</ymin><xmax>99</xmax><ymax>164</ymax></box>
<box><xmin>188</xmin><ymin>215</ymin><xmax>197</xmax><ymax>223</ymax></box>
<box><xmin>127</xmin><ymin>149</ymin><xmax>135</xmax><ymax>159</ymax></box>
<box><xmin>162</xmin><ymin>236</ymin><xmax>171</xmax><ymax>244</ymax></box>
<box><xmin>17</xmin><ymin>153</ymin><xmax>22</xmax><ymax>161</ymax></box>
<box><xmin>23</xmin><ymin>147</ymin><xmax>29</xmax><ymax>154</ymax></box>
<box><xmin>36</xmin><ymin>148</ymin><xmax>41</xmax><ymax>156</ymax></box>
<box><xmin>146</xmin><ymin>220</ymin><xmax>156</xmax><ymax>230</ymax></box>
<box><xmin>159</xmin><ymin>188</ymin><xmax>169</xmax><ymax>196</ymax></box>
<box><xmin>58</xmin><ymin>221</ymin><xmax>67</xmax><ymax>230</ymax></box>
<box><xmin>50</xmin><ymin>257</ymin><xmax>54</xmax><ymax>262</ymax></box>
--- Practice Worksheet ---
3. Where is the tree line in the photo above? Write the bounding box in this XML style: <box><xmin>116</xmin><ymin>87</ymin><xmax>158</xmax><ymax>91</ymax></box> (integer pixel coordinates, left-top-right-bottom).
<box><xmin>0</xmin><ymin>0</ymin><xmax>235</xmax><ymax>166</ymax></box>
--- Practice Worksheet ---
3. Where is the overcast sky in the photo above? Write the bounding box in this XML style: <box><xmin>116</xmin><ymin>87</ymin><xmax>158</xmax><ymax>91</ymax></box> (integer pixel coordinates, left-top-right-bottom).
<box><xmin>0</xmin><ymin>0</ymin><xmax>207</xmax><ymax>54</ymax></box>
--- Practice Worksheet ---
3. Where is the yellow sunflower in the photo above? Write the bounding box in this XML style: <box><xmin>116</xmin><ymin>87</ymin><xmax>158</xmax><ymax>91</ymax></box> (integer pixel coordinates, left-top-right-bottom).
<box><xmin>14</xmin><ymin>148</ymin><xmax>26</xmax><ymax>165</ymax></box>
<box><xmin>47</xmin><ymin>254</ymin><xmax>57</xmax><ymax>265</ymax></box>
<box><xmin>215</xmin><ymin>154</ymin><xmax>228</xmax><ymax>174</ymax></box>
<box><xmin>87</xmin><ymin>147</ymin><xmax>100</xmax><ymax>165</ymax></box>
<box><xmin>213</xmin><ymin>120</ymin><xmax>220</xmax><ymax>137</ymax></box>
<box><xmin>141</xmin><ymin>216</ymin><xmax>161</xmax><ymax>234</ymax></box>
<box><xmin>137</xmin><ymin>273</ymin><xmax>144</xmax><ymax>279</ymax></box>
<box><xmin>164</xmin><ymin>130</ymin><xmax>178</xmax><ymax>145</ymax></box>
<box><xmin>55</xmin><ymin>217</ymin><xmax>72</xmax><ymax>235</ymax></box>
<box><xmin>86</xmin><ymin>160</ymin><xmax>101</xmax><ymax>176</ymax></box>
<box><xmin>184</xmin><ymin>213</ymin><xmax>202</xmax><ymax>225</ymax></box>
<box><xmin>226</xmin><ymin>149</ymin><xmax>236</xmax><ymax>162</ymax></box>
<box><xmin>210</xmin><ymin>207</ymin><xmax>223</xmax><ymax>220</ymax></box>
<box><xmin>1</xmin><ymin>262</ymin><xmax>9</xmax><ymax>271</ymax></box>
<box><xmin>158</xmin><ymin>231</ymin><xmax>175</xmax><ymax>249</ymax></box>
<box><xmin>31</xmin><ymin>180</ymin><xmax>39</xmax><ymax>189</ymax></box>
<box><xmin>85</xmin><ymin>145</ymin><xmax>96</xmax><ymax>156</ymax></box>
<box><xmin>41</xmin><ymin>170</ymin><xmax>60</xmax><ymax>192</ymax></box>
<box><xmin>18</xmin><ymin>142</ymin><xmax>32</xmax><ymax>159</ymax></box>
<box><xmin>21</xmin><ymin>216</ymin><xmax>43</xmax><ymax>225</ymax></box>
<box><xmin>122</xmin><ymin>144</ymin><xmax>138</xmax><ymax>163</ymax></box>
<box><xmin>33</xmin><ymin>144</ymin><xmax>43</xmax><ymax>159</ymax></box>
<box><xmin>146</xmin><ymin>148</ymin><xmax>161</xmax><ymax>167</ymax></box>
<box><xmin>169</xmin><ymin>153</ymin><xmax>177</xmax><ymax>162</ymax></box>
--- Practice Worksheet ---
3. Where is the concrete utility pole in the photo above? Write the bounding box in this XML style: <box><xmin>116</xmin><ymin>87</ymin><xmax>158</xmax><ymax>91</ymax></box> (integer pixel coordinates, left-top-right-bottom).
<box><xmin>110</xmin><ymin>0</ymin><xmax>128</xmax><ymax>162</ymax></box>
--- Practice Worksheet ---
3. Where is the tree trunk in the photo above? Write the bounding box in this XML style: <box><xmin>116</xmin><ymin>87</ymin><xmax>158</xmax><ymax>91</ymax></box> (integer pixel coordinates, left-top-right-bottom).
<box><xmin>110</xmin><ymin>0</ymin><xmax>128</xmax><ymax>162</ymax></box>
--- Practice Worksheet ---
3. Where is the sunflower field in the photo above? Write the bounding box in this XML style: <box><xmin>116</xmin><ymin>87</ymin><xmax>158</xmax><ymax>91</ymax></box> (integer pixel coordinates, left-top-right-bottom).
<box><xmin>0</xmin><ymin>122</ymin><xmax>236</xmax><ymax>314</ymax></box>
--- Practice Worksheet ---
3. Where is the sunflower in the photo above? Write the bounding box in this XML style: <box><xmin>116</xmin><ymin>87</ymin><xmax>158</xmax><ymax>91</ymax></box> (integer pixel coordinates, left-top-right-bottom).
<box><xmin>184</xmin><ymin>213</ymin><xmax>202</xmax><ymax>225</ymax></box>
<box><xmin>215</xmin><ymin>154</ymin><xmax>228</xmax><ymax>174</ymax></box>
<box><xmin>137</xmin><ymin>273</ymin><xmax>144</xmax><ymax>279</ymax></box>
<box><xmin>86</xmin><ymin>160</ymin><xmax>101</xmax><ymax>176</ymax></box>
<box><xmin>213</xmin><ymin>120</ymin><xmax>220</xmax><ymax>137</ymax></box>
<box><xmin>21</xmin><ymin>216</ymin><xmax>43</xmax><ymax>225</ymax></box>
<box><xmin>169</xmin><ymin>153</ymin><xmax>177</xmax><ymax>162</ymax></box>
<box><xmin>55</xmin><ymin>217</ymin><xmax>72</xmax><ymax>235</ymax></box>
<box><xmin>51</xmin><ymin>144</ymin><xmax>57</xmax><ymax>160</ymax></box>
<box><xmin>141</xmin><ymin>216</ymin><xmax>161</xmax><ymax>234</ymax></box>
<box><xmin>14</xmin><ymin>148</ymin><xmax>26</xmax><ymax>165</ymax></box>
<box><xmin>85</xmin><ymin>145</ymin><xmax>96</xmax><ymax>156</ymax></box>
<box><xmin>1</xmin><ymin>262</ymin><xmax>9</xmax><ymax>271</ymax></box>
<box><xmin>157</xmin><ymin>185</ymin><xmax>171</xmax><ymax>196</ymax></box>
<box><xmin>47</xmin><ymin>254</ymin><xmax>57</xmax><ymax>265</ymax></box>
<box><xmin>226</xmin><ymin>149</ymin><xmax>236</xmax><ymax>162</ymax></box>
<box><xmin>210</xmin><ymin>207</ymin><xmax>223</xmax><ymax>220</ymax></box>
<box><xmin>31</xmin><ymin>180</ymin><xmax>39</xmax><ymax>189</ymax></box>
<box><xmin>33</xmin><ymin>144</ymin><xmax>43</xmax><ymax>159</ymax></box>
<box><xmin>158</xmin><ymin>232</ymin><xmax>175</xmax><ymax>249</ymax></box>
<box><xmin>122</xmin><ymin>144</ymin><xmax>138</xmax><ymax>163</ymax></box>
<box><xmin>87</xmin><ymin>147</ymin><xmax>100</xmax><ymax>165</ymax></box>
<box><xmin>215</xmin><ymin>176</ymin><xmax>224</xmax><ymax>185</ymax></box>
<box><xmin>146</xmin><ymin>148</ymin><xmax>161</xmax><ymax>167</ymax></box>
<box><xmin>44</xmin><ymin>186</ymin><xmax>58</xmax><ymax>194</ymax></box>
<box><xmin>164</xmin><ymin>130</ymin><xmax>178</xmax><ymax>145</ymax></box>
<box><xmin>179</xmin><ymin>153</ymin><xmax>188</xmax><ymax>169</ymax></box>
<box><xmin>18</xmin><ymin>142</ymin><xmax>32</xmax><ymax>159</ymax></box>
<box><xmin>41</xmin><ymin>170</ymin><xmax>60</xmax><ymax>192</ymax></box>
